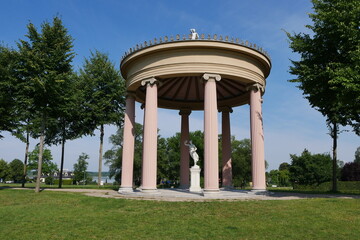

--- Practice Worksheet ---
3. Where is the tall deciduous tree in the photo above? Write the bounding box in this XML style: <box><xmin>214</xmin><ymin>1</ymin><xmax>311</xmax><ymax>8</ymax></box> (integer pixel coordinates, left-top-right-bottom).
<box><xmin>79</xmin><ymin>50</ymin><xmax>125</xmax><ymax>186</ymax></box>
<box><xmin>45</xmin><ymin>72</ymin><xmax>91</xmax><ymax>188</ymax></box>
<box><xmin>0</xmin><ymin>46</ymin><xmax>18</xmax><ymax>138</ymax></box>
<box><xmin>286</xmin><ymin>0</ymin><xmax>360</xmax><ymax>191</ymax></box>
<box><xmin>16</xmin><ymin>17</ymin><xmax>75</xmax><ymax>192</ymax></box>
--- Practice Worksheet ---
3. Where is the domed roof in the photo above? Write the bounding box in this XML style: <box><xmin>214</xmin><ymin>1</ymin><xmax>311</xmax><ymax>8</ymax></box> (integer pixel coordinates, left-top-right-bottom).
<box><xmin>121</xmin><ymin>34</ymin><xmax>271</xmax><ymax>110</ymax></box>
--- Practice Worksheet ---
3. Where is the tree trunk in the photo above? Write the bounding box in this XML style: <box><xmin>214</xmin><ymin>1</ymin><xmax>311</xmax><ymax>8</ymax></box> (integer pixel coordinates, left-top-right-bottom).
<box><xmin>59</xmin><ymin>127</ymin><xmax>66</xmax><ymax>188</ymax></box>
<box><xmin>332</xmin><ymin>122</ymin><xmax>338</xmax><ymax>192</ymax></box>
<box><xmin>22</xmin><ymin>131</ymin><xmax>30</xmax><ymax>188</ymax></box>
<box><xmin>35</xmin><ymin>119</ymin><xmax>45</xmax><ymax>193</ymax></box>
<box><xmin>98</xmin><ymin>124</ymin><xmax>104</xmax><ymax>186</ymax></box>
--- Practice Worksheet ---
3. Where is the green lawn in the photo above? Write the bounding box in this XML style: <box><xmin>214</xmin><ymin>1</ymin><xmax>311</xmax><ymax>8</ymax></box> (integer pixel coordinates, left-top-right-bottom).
<box><xmin>0</xmin><ymin>182</ymin><xmax>117</xmax><ymax>190</ymax></box>
<box><xmin>0</xmin><ymin>189</ymin><xmax>359</xmax><ymax>239</ymax></box>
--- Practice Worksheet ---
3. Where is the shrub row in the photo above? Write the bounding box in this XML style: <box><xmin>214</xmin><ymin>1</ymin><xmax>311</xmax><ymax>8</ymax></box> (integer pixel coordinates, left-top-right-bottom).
<box><xmin>294</xmin><ymin>181</ymin><xmax>360</xmax><ymax>192</ymax></box>
<box><xmin>53</xmin><ymin>179</ymin><xmax>73</xmax><ymax>185</ymax></box>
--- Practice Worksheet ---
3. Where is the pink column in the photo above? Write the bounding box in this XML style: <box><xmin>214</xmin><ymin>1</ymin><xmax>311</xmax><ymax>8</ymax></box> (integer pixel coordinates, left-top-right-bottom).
<box><xmin>119</xmin><ymin>93</ymin><xmax>136</xmax><ymax>192</ymax></box>
<box><xmin>203</xmin><ymin>73</ymin><xmax>221</xmax><ymax>193</ymax></box>
<box><xmin>141</xmin><ymin>78</ymin><xmax>158</xmax><ymax>192</ymax></box>
<box><xmin>179</xmin><ymin>109</ymin><xmax>191</xmax><ymax>189</ymax></box>
<box><xmin>250</xmin><ymin>84</ymin><xmax>266</xmax><ymax>190</ymax></box>
<box><xmin>220</xmin><ymin>107</ymin><xmax>233</xmax><ymax>188</ymax></box>
<box><xmin>140</xmin><ymin>103</ymin><xmax>145</xmax><ymax>188</ymax></box>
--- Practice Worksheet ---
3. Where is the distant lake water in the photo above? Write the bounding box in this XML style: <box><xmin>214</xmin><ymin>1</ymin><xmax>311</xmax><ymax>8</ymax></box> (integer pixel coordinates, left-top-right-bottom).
<box><xmin>92</xmin><ymin>176</ymin><xmax>116</xmax><ymax>184</ymax></box>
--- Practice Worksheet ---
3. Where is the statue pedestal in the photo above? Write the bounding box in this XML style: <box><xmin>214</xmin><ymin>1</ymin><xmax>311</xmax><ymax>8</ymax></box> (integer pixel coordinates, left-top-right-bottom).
<box><xmin>189</xmin><ymin>165</ymin><xmax>202</xmax><ymax>193</ymax></box>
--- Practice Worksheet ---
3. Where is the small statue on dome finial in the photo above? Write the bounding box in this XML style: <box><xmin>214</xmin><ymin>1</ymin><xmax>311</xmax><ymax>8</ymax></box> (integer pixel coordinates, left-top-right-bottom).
<box><xmin>190</xmin><ymin>29</ymin><xmax>199</xmax><ymax>40</ymax></box>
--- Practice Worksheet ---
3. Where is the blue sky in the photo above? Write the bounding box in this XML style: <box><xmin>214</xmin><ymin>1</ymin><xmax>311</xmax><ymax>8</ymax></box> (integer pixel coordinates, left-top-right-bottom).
<box><xmin>0</xmin><ymin>0</ymin><xmax>358</xmax><ymax>172</ymax></box>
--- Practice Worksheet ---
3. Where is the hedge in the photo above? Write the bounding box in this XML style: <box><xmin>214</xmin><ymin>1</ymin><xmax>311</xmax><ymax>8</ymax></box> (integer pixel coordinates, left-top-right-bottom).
<box><xmin>54</xmin><ymin>179</ymin><xmax>73</xmax><ymax>185</ymax></box>
<box><xmin>294</xmin><ymin>181</ymin><xmax>360</xmax><ymax>192</ymax></box>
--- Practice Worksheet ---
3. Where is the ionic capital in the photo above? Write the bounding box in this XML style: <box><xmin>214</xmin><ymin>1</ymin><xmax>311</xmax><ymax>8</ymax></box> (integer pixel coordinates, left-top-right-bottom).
<box><xmin>140</xmin><ymin>103</ymin><xmax>145</xmax><ymax>109</ymax></box>
<box><xmin>141</xmin><ymin>77</ymin><xmax>158</xmax><ymax>86</ymax></box>
<box><xmin>246</xmin><ymin>83</ymin><xmax>265</xmax><ymax>93</ymax></box>
<box><xmin>202</xmin><ymin>73</ymin><xmax>221</xmax><ymax>82</ymax></box>
<box><xmin>218</xmin><ymin>106</ymin><xmax>233</xmax><ymax>113</ymax></box>
<box><xmin>179</xmin><ymin>109</ymin><xmax>192</xmax><ymax>116</ymax></box>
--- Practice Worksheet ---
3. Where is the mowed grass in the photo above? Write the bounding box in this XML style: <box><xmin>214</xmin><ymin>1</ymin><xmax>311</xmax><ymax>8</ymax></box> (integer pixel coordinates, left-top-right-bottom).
<box><xmin>0</xmin><ymin>182</ymin><xmax>117</xmax><ymax>190</ymax></box>
<box><xmin>0</xmin><ymin>189</ymin><xmax>359</xmax><ymax>240</ymax></box>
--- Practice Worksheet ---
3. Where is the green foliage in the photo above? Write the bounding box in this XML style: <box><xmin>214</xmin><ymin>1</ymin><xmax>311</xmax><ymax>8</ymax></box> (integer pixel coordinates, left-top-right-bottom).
<box><xmin>289</xmin><ymin>149</ymin><xmax>335</xmax><ymax>185</ymax></box>
<box><xmin>15</xmin><ymin>16</ymin><xmax>75</xmax><ymax>137</ymax></box>
<box><xmin>28</xmin><ymin>145</ymin><xmax>58</xmax><ymax>175</ymax></box>
<box><xmin>54</xmin><ymin>179</ymin><xmax>73</xmax><ymax>185</ymax></box>
<box><xmin>294</xmin><ymin>181</ymin><xmax>360</xmax><ymax>193</ymax></box>
<box><xmin>8</xmin><ymin>159</ymin><xmax>24</xmax><ymax>182</ymax></box>
<box><xmin>287</xmin><ymin>0</ymin><xmax>360</xmax><ymax>134</ymax></box>
<box><xmin>73</xmin><ymin>153</ymin><xmax>90</xmax><ymax>184</ymax></box>
<box><xmin>79</xmin><ymin>50</ymin><xmax>126</xmax><ymax>129</ymax></box>
<box><xmin>279</xmin><ymin>162</ymin><xmax>290</xmax><ymax>171</ymax></box>
<box><xmin>268</xmin><ymin>169</ymin><xmax>291</xmax><ymax>187</ymax></box>
<box><xmin>231</xmin><ymin>138</ymin><xmax>251</xmax><ymax>188</ymax></box>
<box><xmin>104</xmin><ymin>123</ymin><xmax>143</xmax><ymax>185</ymax></box>
<box><xmin>354</xmin><ymin>146</ymin><xmax>360</xmax><ymax>163</ymax></box>
<box><xmin>14</xmin><ymin>16</ymin><xmax>75</xmax><ymax>192</ymax></box>
<box><xmin>45</xmin><ymin>176</ymin><xmax>54</xmax><ymax>185</ymax></box>
<box><xmin>0</xmin><ymin>159</ymin><xmax>10</xmax><ymax>181</ymax></box>
<box><xmin>78</xmin><ymin>50</ymin><xmax>126</xmax><ymax>184</ymax></box>
<box><xmin>341</xmin><ymin>162</ymin><xmax>360</xmax><ymax>181</ymax></box>
<box><xmin>0</xmin><ymin>46</ymin><xmax>19</xmax><ymax>138</ymax></box>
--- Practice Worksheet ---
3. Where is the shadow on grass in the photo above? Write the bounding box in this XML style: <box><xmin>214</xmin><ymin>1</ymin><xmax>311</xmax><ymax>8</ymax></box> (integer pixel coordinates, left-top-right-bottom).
<box><xmin>267</xmin><ymin>190</ymin><xmax>360</xmax><ymax>199</ymax></box>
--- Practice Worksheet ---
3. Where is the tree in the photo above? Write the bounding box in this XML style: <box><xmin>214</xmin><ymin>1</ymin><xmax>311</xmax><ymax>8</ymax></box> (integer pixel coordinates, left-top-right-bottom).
<box><xmin>279</xmin><ymin>162</ymin><xmax>290</xmax><ymax>171</ymax></box>
<box><xmin>231</xmin><ymin>138</ymin><xmax>252</xmax><ymax>188</ymax></box>
<box><xmin>354</xmin><ymin>147</ymin><xmax>360</xmax><ymax>164</ymax></box>
<box><xmin>286</xmin><ymin>0</ymin><xmax>360</xmax><ymax>191</ymax></box>
<box><xmin>79</xmin><ymin>50</ymin><xmax>125</xmax><ymax>186</ymax></box>
<box><xmin>8</xmin><ymin>159</ymin><xmax>24</xmax><ymax>182</ymax></box>
<box><xmin>16</xmin><ymin>17</ymin><xmax>75</xmax><ymax>192</ymax></box>
<box><xmin>28</xmin><ymin>145</ymin><xmax>58</xmax><ymax>176</ymax></box>
<box><xmin>160</xmin><ymin>133</ymin><xmax>181</xmax><ymax>184</ymax></box>
<box><xmin>289</xmin><ymin>149</ymin><xmax>334</xmax><ymax>186</ymax></box>
<box><xmin>0</xmin><ymin>159</ymin><xmax>9</xmax><ymax>182</ymax></box>
<box><xmin>0</xmin><ymin>46</ymin><xmax>19</xmax><ymax>138</ymax></box>
<box><xmin>73</xmin><ymin>153</ymin><xmax>90</xmax><ymax>185</ymax></box>
<box><xmin>45</xmin><ymin>72</ymin><xmax>91</xmax><ymax>188</ymax></box>
<box><xmin>341</xmin><ymin>162</ymin><xmax>360</xmax><ymax>181</ymax></box>
<box><xmin>104</xmin><ymin>123</ymin><xmax>143</xmax><ymax>185</ymax></box>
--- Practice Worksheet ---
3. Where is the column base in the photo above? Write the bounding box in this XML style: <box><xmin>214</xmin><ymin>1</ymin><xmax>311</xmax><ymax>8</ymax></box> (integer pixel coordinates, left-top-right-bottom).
<box><xmin>179</xmin><ymin>184</ymin><xmax>189</xmax><ymax>189</ymax></box>
<box><xmin>118</xmin><ymin>187</ymin><xmax>133</xmax><ymax>194</ymax></box>
<box><xmin>250</xmin><ymin>189</ymin><xmax>268</xmax><ymax>195</ymax></box>
<box><xmin>141</xmin><ymin>188</ymin><xmax>159</xmax><ymax>194</ymax></box>
<box><xmin>202</xmin><ymin>189</ymin><xmax>220</xmax><ymax>196</ymax></box>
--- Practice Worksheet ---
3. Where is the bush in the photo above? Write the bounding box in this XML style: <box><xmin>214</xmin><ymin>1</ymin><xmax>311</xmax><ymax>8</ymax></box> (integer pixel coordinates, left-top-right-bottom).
<box><xmin>45</xmin><ymin>177</ymin><xmax>54</xmax><ymax>185</ymax></box>
<box><xmin>293</xmin><ymin>181</ymin><xmax>360</xmax><ymax>193</ymax></box>
<box><xmin>54</xmin><ymin>179</ymin><xmax>73</xmax><ymax>185</ymax></box>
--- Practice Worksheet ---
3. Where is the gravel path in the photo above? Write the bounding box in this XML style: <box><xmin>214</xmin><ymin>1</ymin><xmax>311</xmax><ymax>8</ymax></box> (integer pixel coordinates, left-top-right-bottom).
<box><xmin>14</xmin><ymin>188</ymin><xmax>360</xmax><ymax>202</ymax></box>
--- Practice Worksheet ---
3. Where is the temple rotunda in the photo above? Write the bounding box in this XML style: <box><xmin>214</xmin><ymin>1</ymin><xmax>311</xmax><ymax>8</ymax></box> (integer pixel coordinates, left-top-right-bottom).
<box><xmin>119</xmin><ymin>32</ymin><xmax>271</xmax><ymax>194</ymax></box>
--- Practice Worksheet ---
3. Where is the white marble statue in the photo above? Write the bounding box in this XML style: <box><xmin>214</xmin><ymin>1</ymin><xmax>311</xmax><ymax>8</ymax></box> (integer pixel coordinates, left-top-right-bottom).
<box><xmin>184</xmin><ymin>140</ymin><xmax>199</xmax><ymax>166</ymax></box>
<box><xmin>190</xmin><ymin>29</ymin><xmax>199</xmax><ymax>40</ymax></box>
